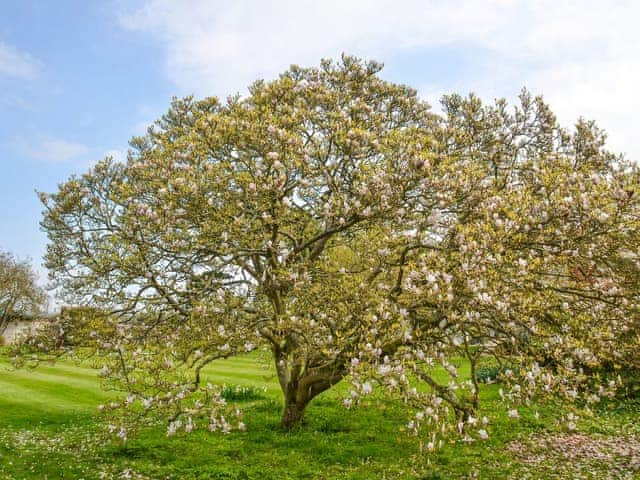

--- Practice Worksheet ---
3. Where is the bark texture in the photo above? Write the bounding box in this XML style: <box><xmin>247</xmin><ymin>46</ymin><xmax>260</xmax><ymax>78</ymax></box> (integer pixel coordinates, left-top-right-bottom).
<box><xmin>275</xmin><ymin>352</ymin><xmax>346</xmax><ymax>429</ymax></box>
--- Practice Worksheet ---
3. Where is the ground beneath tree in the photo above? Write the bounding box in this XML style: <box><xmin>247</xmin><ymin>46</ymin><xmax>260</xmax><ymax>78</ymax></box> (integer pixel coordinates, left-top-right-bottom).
<box><xmin>506</xmin><ymin>433</ymin><xmax>640</xmax><ymax>479</ymax></box>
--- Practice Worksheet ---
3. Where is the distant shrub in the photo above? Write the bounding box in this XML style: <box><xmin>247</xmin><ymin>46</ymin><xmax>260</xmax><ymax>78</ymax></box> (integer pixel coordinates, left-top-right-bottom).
<box><xmin>220</xmin><ymin>385</ymin><xmax>266</xmax><ymax>402</ymax></box>
<box><xmin>475</xmin><ymin>362</ymin><xmax>513</xmax><ymax>384</ymax></box>
<box><xmin>476</xmin><ymin>365</ymin><xmax>500</xmax><ymax>384</ymax></box>
<box><xmin>611</xmin><ymin>367</ymin><xmax>640</xmax><ymax>399</ymax></box>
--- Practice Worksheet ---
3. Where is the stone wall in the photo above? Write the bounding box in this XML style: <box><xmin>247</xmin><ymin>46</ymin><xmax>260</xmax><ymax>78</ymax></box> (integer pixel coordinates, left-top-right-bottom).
<box><xmin>1</xmin><ymin>320</ymin><xmax>46</xmax><ymax>344</ymax></box>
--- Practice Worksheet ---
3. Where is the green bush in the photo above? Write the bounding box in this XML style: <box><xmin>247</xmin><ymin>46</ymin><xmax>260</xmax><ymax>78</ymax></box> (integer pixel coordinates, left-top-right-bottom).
<box><xmin>475</xmin><ymin>361</ymin><xmax>514</xmax><ymax>384</ymax></box>
<box><xmin>475</xmin><ymin>365</ymin><xmax>501</xmax><ymax>384</ymax></box>
<box><xmin>220</xmin><ymin>384</ymin><xmax>266</xmax><ymax>402</ymax></box>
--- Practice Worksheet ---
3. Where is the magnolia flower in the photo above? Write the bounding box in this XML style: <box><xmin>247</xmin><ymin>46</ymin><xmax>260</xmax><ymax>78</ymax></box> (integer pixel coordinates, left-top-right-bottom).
<box><xmin>167</xmin><ymin>421</ymin><xmax>180</xmax><ymax>436</ymax></box>
<box><xmin>508</xmin><ymin>409</ymin><xmax>519</xmax><ymax>419</ymax></box>
<box><xmin>362</xmin><ymin>382</ymin><xmax>373</xmax><ymax>395</ymax></box>
<box><xmin>478</xmin><ymin>429</ymin><xmax>489</xmax><ymax>440</ymax></box>
<box><xmin>596</xmin><ymin>210</ymin><xmax>609</xmax><ymax>223</ymax></box>
<box><xmin>478</xmin><ymin>292</ymin><xmax>492</xmax><ymax>304</ymax></box>
<box><xmin>185</xmin><ymin>417</ymin><xmax>195</xmax><ymax>433</ymax></box>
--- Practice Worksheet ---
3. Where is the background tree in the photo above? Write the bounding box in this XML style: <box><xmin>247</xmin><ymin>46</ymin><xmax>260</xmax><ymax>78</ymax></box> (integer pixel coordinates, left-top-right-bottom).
<box><xmin>0</xmin><ymin>250</ymin><xmax>46</xmax><ymax>336</ymax></box>
<box><xmin>23</xmin><ymin>57</ymin><xmax>640</xmax><ymax>443</ymax></box>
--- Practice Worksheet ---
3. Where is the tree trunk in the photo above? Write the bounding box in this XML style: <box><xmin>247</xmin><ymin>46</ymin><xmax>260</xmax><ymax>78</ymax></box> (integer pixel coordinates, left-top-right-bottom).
<box><xmin>278</xmin><ymin>376</ymin><xmax>311</xmax><ymax>428</ymax></box>
<box><xmin>277</xmin><ymin>371</ymin><xmax>345</xmax><ymax>429</ymax></box>
<box><xmin>280</xmin><ymin>399</ymin><xmax>308</xmax><ymax>429</ymax></box>
<box><xmin>0</xmin><ymin>315</ymin><xmax>8</xmax><ymax>338</ymax></box>
<box><xmin>273</xmin><ymin>349</ymin><xmax>346</xmax><ymax>429</ymax></box>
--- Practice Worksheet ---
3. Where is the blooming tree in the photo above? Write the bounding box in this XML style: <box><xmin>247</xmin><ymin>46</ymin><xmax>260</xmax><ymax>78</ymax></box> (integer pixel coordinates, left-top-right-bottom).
<box><xmin>23</xmin><ymin>57</ymin><xmax>640</xmax><ymax>443</ymax></box>
<box><xmin>349</xmin><ymin>92</ymin><xmax>640</xmax><ymax>446</ymax></box>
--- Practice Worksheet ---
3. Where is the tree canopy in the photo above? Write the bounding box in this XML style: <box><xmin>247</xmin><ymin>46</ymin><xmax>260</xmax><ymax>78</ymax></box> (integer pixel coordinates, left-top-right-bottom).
<box><xmin>0</xmin><ymin>250</ymin><xmax>45</xmax><ymax>336</ymax></box>
<box><xmin>24</xmin><ymin>56</ymin><xmax>640</xmax><ymax>444</ymax></box>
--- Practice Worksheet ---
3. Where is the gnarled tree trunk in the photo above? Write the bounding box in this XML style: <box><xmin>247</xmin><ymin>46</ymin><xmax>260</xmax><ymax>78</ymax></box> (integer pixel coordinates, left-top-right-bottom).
<box><xmin>275</xmin><ymin>351</ymin><xmax>346</xmax><ymax>429</ymax></box>
<box><xmin>280</xmin><ymin>380</ymin><xmax>310</xmax><ymax>428</ymax></box>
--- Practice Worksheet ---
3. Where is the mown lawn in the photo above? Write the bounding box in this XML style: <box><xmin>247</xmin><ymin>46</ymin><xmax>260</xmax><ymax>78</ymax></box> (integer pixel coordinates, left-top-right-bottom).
<box><xmin>0</xmin><ymin>351</ymin><xmax>638</xmax><ymax>479</ymax></box>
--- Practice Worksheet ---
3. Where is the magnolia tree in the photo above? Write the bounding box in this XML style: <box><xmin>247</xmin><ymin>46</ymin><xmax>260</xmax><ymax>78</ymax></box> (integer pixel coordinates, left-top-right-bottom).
<box><xmin>20</xmin><ymin>57</ymin><xmax>640</xmax><ymax>444</ymax></box>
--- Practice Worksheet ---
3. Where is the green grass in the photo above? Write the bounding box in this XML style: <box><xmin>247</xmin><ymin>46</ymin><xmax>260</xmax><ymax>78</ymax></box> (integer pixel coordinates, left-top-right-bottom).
<box><xmin>0</xmin><ymin>352</ymin><xmax>638</xmax><ymax>479</ymax></box>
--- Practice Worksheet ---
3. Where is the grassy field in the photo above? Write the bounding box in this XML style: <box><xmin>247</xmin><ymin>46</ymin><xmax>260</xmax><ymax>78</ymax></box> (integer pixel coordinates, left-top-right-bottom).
<box><xmin>0</xmin><ymin>351</ymin><xmax>638</xmax><ymax>479</ymax></box>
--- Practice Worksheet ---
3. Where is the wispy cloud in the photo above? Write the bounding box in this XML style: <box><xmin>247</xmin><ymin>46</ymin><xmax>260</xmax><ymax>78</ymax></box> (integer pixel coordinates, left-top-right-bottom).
<box><xmin>118</xmin><ymin>0</ymin><xmax>640</xmax><ymax>160</ymax></box>
<box><xmin>0</xmin><ymin>42</ymin><xmax>41</xmax><ymax>79</ymax></box>
<box><xmin>23</xmin><ymin>138</ymin><xmax>89</xmax><ymax>163</ymax></box>
<box><xmin>118</xmin><ymin>0</ymin><xmax>514</xmax><ymax>96</ymax></box>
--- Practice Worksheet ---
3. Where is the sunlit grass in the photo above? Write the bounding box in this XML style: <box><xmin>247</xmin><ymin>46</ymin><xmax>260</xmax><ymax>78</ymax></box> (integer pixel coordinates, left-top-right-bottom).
<box><xmin>0</xmin><ymin>351</ymin><xmax>637</xmax><ymax>479</ymax></box>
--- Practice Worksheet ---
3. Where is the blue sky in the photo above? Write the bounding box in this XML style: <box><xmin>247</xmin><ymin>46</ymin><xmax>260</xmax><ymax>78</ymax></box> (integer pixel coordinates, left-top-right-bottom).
<box><xmin>1</xmin><ymin>0</ymin><xmax>638</xmax><ymax>288</ymax></box>
<box><xmin>0</xmin><ymin>2</ymin><xmax>174</xmax><ymax>270</ymax></box>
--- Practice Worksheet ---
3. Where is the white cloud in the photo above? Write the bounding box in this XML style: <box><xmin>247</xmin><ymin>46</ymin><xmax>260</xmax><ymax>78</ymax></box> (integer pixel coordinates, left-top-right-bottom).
<box><xmin>118</xmin><ymin>0</ymin><xmax>640</xmax><ymax>160</ymax></box>
<box><xmin>26</xmin><ymin>138</ymin><xmax>89</xmax><ymax>163</ymax></box>
<box><xmin>0</xmin><ymin>42</ymin><xmax>40</xmax><ymax>79</ymax></box>
<box><xmin>118</xmin><ymin>0</ymin><xmax>514</xmax><ymax>96</ymax></box>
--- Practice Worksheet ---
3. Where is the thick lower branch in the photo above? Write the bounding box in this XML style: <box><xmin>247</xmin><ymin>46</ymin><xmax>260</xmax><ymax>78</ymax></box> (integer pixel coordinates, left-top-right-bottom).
<box><xmin>415</xmin><ymin>366</ymin><xmax>475</xmax><ymax>420</ymax></box>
